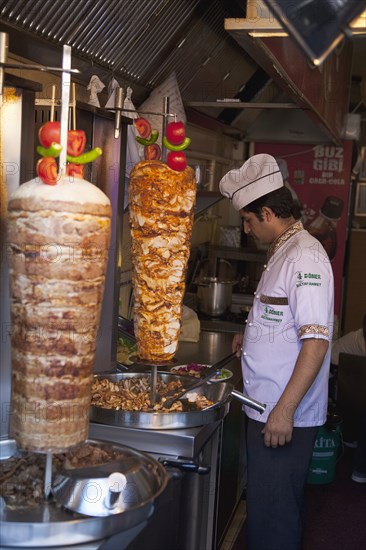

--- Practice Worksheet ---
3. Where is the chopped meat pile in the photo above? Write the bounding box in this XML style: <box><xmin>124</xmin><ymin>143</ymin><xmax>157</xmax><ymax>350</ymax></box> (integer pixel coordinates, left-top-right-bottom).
<box><xmin>91</xmin><ymin>376</ymin><xmax>214</xmax><ymax>412</ymax></box>
<box><xmin>0</xmin><ymin>443</ymin><xmax>127</xmax><ymax>509</ymax></box>
<box><xmin>0</xmin><ymin>453</ymin><xmax>48</xmax><ymax>508</ymax></box>
<box><xmin>92</xmin><ymin>376</ymin><xmax>185</xmax><ymax>412</ymax></box>
<box><xmin>62</xmin><ymin>442</ymin><xmax>127</xmax><ymax>469</ymax></box>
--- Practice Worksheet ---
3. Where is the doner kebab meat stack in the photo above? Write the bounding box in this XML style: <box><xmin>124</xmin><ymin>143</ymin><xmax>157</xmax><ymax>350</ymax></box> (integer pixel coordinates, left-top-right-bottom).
<box><xmin>129</xmin><ymin>160</ymin><xmax>196</xmax><ymax>362</ymax></box>
<box><xmin>7</xmin><ymin>124</ymin><xmax>111</xmax><ymax>453</ymax></box>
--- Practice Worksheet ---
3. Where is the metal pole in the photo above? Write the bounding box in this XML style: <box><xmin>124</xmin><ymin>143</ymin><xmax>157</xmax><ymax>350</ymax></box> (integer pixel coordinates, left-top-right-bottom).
<box><xmin>0</xmin><ymin>32</ymin><xmax>9</xmax><ymax>250</ymax></box>
<box><xmin>59</xmin><ymin>45</ymin><xmax>71</xmax><ymax>176</ymax></box>
<box><xmin>0</xmin><ymin>33</ymin><xmax>10</xmax><ymax>439</ymax></box>
<box><xmin>0</xmin><ymin>33</ymin><xmax>8</xmax><ymax>96</ymax></box>
<box><xmin>44</xmin><ymin>452</ymin><xmax>53</xmax><ymax>500</ymax></box>
<box><xmin>114</xmin><ymin>87</ymin><xmax>125</xmax><ymax>139</ymax></box>
<box><xmin>161</xmin><ymin>96</ymin><xmax>170</xmax><ymax>162</ymax></box>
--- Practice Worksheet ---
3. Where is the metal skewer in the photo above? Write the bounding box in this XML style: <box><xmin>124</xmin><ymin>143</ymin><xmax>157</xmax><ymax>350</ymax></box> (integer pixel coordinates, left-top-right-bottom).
<box><xmin>161</xmin><ymin>96</ymin><xmax>170</xmax><ymax>162</ymax></box>
<box><xmin>71</xmin><ymin>82</ymin><xmax>76</xmax><ymax>130</ymax></box>
<box><xmin>0</xmin><ymin>62</ymin><xmax>80</xmax><ymax>73</ymax></box>
<box><xmin>59</xmin><ymin>44</ymin><xmax>71</xmax><ymax>176</ymax></box>
<box><xmin>44</xmin><ymin>452</ymin><xmax>53</xmax><ymax>500</ymax></box>
<box><xmin>50</xmin><ymin>84</ymin><xmax>56</xmax><ymax>123</ymax></box>
<box><xmin>128</xmin><ymin>356</ymin><xmax>178</xmax><ymax>408</ymax></box>
<box><xmin>0</xmin><ymin>34</ymin><xmax>8</xmax><ymax>98</ymax></box>
<box><xmin>105</xmin><ymin>107</ymin><xmax>177</xmax><ymax>118</ymax></box>
<box><xmin>114</xmin><ymin>86</ymin><xmax>125</xmax><ymax>139</ymax></box>
<box><xmin>150</xmin><ymin>365</ymin><xmax>158</xmax><ymax>408</ymax></box>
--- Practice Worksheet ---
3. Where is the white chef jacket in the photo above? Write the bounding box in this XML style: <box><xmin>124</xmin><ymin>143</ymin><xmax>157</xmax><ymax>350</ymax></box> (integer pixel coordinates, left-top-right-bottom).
<box><xmin>242</xmin><ymin>221</ymin><xmax>334</xmax><ymax>427</ymax></box>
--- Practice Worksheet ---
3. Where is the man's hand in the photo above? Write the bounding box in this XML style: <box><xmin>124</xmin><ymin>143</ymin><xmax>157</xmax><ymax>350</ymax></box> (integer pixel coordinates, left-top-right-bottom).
<box><xmin>261</xmin><ymin>406</ymin><xmax>294</xmax><ymax>447</ymax></box>
<box><xmin>232</xmin><ymin>332</ymin><xmax>244</xmax><ymax>357</ymax></box>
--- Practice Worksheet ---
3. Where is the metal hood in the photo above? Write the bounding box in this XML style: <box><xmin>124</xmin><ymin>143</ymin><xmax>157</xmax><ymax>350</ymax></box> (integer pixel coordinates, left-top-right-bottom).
<box><xmin>0</xmin><ymin>0</ymin><xmax>365</xmax><ymax>142</ymax></box>
<box><xmin>0</xmin><ymin>0</ymin><xmax>259</xmax><ymax>110</ymax></box>
<box><xmin>225</xmin><ymin>19</ymin><xmax>354</xmax><ymax>144</ymax></box>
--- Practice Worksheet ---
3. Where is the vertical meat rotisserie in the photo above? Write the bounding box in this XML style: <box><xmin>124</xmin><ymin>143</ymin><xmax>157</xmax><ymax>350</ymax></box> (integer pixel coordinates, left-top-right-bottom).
<box><xmin>7</xmin><ymin>176</ymin><xmax>111</xmax><ymax>452</ymax></box>
<box><xmin>129</xmin><ymin>160</ymin><xmax>196</xmax><ymax>362</ymax></box>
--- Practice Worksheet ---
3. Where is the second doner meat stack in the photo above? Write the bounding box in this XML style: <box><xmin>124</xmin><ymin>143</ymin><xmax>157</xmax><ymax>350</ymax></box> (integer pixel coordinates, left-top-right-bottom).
<box><xmin>129</xmin><ymin>160</ymin><xmax>196</xmax><ymax>362</ymax></box>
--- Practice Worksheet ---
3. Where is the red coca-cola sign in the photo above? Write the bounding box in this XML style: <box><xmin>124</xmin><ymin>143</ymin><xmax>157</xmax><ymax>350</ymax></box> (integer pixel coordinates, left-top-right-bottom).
<box><xmin>254</xmin><ymin>141</ymin><xmax>353</xmax><ymax>315</ymax></box>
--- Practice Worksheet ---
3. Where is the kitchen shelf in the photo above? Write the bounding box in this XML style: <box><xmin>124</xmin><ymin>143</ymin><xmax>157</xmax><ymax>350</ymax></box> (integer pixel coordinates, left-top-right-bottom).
<box><xmin>207</xmin><ymin>245</ymin><xmax>266</xmax><ymax>263</ymax></box>
<box><xmin>195</xmin><ymin>192</ymin><xmax>223</xmax><ymax>215</ymax></box>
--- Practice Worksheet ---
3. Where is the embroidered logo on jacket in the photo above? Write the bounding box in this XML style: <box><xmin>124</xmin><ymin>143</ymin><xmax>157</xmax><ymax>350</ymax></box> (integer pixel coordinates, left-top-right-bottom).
<box><xmin>261</xmin><ymin>305</ymin><xmax>284</xmax><ymax>323</ymax></box>
<box><xmin>295</xmin><ymin>271</ymin><xmax>322</xmax><ymax>287</ymax></box>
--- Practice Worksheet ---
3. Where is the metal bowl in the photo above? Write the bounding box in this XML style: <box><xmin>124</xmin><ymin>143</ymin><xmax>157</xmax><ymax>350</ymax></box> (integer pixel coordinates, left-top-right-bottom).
<box><xmin>0</xmin><ymin>438</ymin><xmax>168</xmax><ymax>547</ymax></box>
<box><xmin>52</xmin><ymin>442</ymin><xmax>167</xmax><ymax>517</ymax></box>
<box><xmin>90</xmin><ymin>372</ymin><xmax>229</xmax><ymax>430</ymax></box>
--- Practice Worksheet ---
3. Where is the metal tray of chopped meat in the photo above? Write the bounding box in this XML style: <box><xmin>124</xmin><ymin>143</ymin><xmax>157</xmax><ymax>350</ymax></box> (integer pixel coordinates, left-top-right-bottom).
<box><xmin>0</xmin><ymin>437</ymin><xmax>166</xmax><ymax>547</ymax></box>
<box><xmin>90</xmin><ymin>372</ymin><xmax>230</xmax><ymax>430</ymax></box>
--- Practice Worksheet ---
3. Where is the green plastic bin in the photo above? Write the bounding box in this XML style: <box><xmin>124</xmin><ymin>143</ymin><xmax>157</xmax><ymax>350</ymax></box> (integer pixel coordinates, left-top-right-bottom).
<box><xmin>307</xmin><ymin>421</ymin><xmax>342</xmax><ymax>484</ymax></box>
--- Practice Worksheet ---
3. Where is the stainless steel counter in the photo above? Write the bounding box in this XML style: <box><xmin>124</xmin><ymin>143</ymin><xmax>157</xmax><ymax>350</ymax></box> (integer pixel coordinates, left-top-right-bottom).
<box><xmin>177</xmin><ymin>327</ymin><xmax>235</xmax><ymax>362</ymax></box>
<box><xmin>176</xmin><ymin>330</ymin><xmax>247</xmax><ymax>547</ymax></box>
<box><xmin>89</xmin><ymin>331</ymin><xmax>245</xmax><ymax>550</ymax></box>
<box><xmin>199</xmin><ymin>318</ymin><xmax>245</xmax><ymax>333</ymax></box>
<box><xmin>89</xmin><ymin>421</ymin><xmax>221</xmax><ymax>458</ymax></box>
<box><xmin>90</xmin><ymin>414</ymin><xmax>223</xmax><ymax>550</ymax></box>
<box><xmin>90</xmin><ymin>331</ymin><xmax>239</xmax><ymax>456</ymax></box>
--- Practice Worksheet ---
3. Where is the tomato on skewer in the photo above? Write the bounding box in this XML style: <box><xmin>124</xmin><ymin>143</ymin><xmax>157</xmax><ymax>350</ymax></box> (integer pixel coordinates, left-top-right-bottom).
<box><xmin>36</xmin><ymin>157</ymin><xmax>58</xmax><ymax>185</ymax></box>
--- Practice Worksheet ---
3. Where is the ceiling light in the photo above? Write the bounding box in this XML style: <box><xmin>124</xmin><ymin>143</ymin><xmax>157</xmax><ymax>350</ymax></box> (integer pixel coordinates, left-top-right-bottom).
<box><xmin>248</xmin><ymin>31</ymin><xmax>288</xmax><ymax>37</ymax></box>
<box><xmin>349</xmin><ymin>9</ymin><xmax>366</xmax><ymax>34</ymax></box>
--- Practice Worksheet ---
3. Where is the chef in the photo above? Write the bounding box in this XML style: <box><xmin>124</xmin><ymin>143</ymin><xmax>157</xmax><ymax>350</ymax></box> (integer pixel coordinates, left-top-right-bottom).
<box><xmin>219</xmin><ymin>153</ymin><xmax>334</xmax><ymax>550</ymax></box>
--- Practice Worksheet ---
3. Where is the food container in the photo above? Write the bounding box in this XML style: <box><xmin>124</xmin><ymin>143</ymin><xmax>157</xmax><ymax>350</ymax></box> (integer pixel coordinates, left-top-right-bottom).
<box><xmin>196</xmin><ymin>277</ymin><xmax>236</xmax><ymax>317</ymax></box>
<box><xmin>0</xmin><ymin>438</ymin><xmax>169</xmax><ymax>547</ymax></box>
<box><xmin>52</xmin><ymin>445</ymin><xmax>167</xmax><ymax>517</ymax></box>
<box><xmin>90</xmin><ymin>372</ymin><xmax>265</xmax><ymax>430</ymax></box>
<box><xmin>170</xmin><ymin>363</ymin><xmax>233</xmax><ymax>382</ymax></box>
<box><xmin>90</xmin><ymin>372</ymin><xmax>229</xmax><ymax>430</ymax></box>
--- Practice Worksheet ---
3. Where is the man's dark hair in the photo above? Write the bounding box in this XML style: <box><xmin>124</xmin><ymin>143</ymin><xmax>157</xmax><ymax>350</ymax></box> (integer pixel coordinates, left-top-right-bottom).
<box><xmin>242</xmin><ymin>186</ymin><xmax>300</xmax><ymax>220</ymax></box>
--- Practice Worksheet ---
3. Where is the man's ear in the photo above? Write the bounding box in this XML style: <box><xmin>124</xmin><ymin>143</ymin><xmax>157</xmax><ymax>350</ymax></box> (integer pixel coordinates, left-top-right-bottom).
<box><xmin>261</xmin><ymin>206</ymin><xmax>274</xmax><ymax>221</ymax></box>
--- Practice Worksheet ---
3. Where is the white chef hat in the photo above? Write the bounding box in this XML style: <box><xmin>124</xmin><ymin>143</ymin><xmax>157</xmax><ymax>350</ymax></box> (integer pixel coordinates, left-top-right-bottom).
<box><xmin>219</xmin><ymin>153</ymin><xmax>284</xmax><ymax>211</ymax></box>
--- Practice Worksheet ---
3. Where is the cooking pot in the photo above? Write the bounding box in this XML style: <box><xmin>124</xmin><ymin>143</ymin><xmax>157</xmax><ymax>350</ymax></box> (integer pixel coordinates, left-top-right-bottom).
<box><xmin>195</xmin><ymin>277</ymin><xmax>237</xmax><ymax>317</ymax></box>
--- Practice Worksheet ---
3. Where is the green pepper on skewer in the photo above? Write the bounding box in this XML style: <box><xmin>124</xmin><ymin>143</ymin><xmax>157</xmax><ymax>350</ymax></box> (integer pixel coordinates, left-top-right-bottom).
<box><xmin>36</xmin><ymin>142</ymin><xmax>62</xmax><ymax>158</ymax></box>
<box><xmin>163</xmin><ymin>136</ymin><xmax>191</xmax><ymax>151</ymax></box>
<box><xmin>66</xmin><ymin>147</ymin><xmax>102</xmax><ymax>164</ymax></box>
<box><xmin>135</xmin><ymin>130</ymin><xmax>159</xmax><ymax>147</ymax></box>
